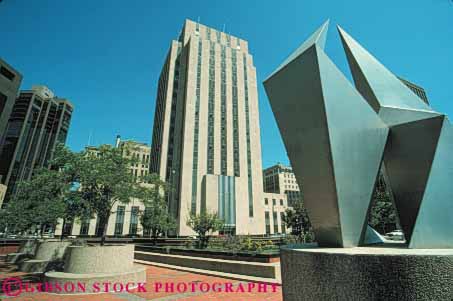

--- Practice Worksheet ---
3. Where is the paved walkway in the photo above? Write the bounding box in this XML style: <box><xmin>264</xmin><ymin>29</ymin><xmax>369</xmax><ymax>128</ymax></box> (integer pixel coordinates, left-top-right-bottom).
<box><xmin>0</xmin><ymin>260</ymin><xmax>282</xmax><ymax>300</ymax></box>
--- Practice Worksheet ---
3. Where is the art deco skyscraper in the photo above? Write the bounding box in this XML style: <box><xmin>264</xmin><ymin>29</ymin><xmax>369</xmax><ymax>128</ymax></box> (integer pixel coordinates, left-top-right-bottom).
<box><xmin>150</xmin><ymin>19</ymin><xmax>265</xmax><ymax>235</ymax></box>
<box><xmin>0</xmin><ymin>85</ymin><xmax>73</xmax><ymax>206</ymax></box>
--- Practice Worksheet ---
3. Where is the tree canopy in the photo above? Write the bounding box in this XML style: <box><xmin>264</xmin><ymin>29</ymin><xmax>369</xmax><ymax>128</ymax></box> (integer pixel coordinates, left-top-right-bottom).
<box><xmin>282</xmin><ymin>199</ymin><xmax>314</xmax><ymax>243</ymax></box>
<box><xmin>1</xmin><ymin>168</ymin><xmax>69</xmax><ymax>235</ymax></box>
<box><xmin>186</xmin><ymin>211</ymin><xmax>224</xmax><ymax>249</ymax></box>
<box><xmin>139</xmin><ymin>174</ymin><xmax>176</xmax><ymax>244</ymax></box>
<box><xmin>0</xmin><ymin>144</ymin><xmax>145</xmax><ymax>244</ymax></box>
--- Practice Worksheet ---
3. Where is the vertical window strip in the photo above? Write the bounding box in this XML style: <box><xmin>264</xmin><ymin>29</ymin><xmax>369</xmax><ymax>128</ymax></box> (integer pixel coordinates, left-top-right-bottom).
<box><xmin>216</xmin><ymin>30</ymin><xmax>221</xmax><ymax>43</ymax></box>
<box><xmin>231</xmin><ymin>50</ymin><xmax>240</xmax><ymax>176</ymax></box>
<box><xmin>165</xmin><ymin>46</ymin><xmax>182</xmax><ymax>183</ymax></box>
<box><xmin>243</xmin><ymin>54</ymin><xmax>254</xmax><ymax>217</ymax></box>
<box><xmin>207</xmin><ymin>41</ymin><xmax>215</xmax><ymax>174</ymax></box>
<box><xmin>220</xmin><ymin>45</ymin><xmax>227</xmax><ymax>175</ymax></box>
<box><xmin>191</xmin><ymin>40</ymin><xmax>202</xmax><ymax>214</ymax></box>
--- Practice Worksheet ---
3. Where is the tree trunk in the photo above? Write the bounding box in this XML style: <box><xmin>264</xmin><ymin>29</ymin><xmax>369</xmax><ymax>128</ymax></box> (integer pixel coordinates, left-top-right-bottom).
<box><xmin>60</xmin><ymin>218</ymin><xmax>66</xmax><ymax>241</ymax></box>
<box><xmin>152</xmin><ymin>229</ymin><xmax>158</xmax><ymax>245</ymax></box>
<box><xmin>40</xmin><ymin>224</ymin><xmax>45</xmax><ymax>237</ymax></box>
<box><xmin>100</xmin><ymin>212</ymin><xmax>110</xmax><ymax>246</ymax></box>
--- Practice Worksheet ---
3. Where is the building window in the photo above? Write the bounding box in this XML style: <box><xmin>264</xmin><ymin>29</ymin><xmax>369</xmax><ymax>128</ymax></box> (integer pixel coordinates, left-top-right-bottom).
<box><xmin>273</xmin><ymin>211</ymin><xmax>278</xmax><ymax>234</ymax></box>
<box><xmin>62</xmin><ymin>219</ymin><xmax>73</xmax><ymax>236</ymax></box>
<box><xmin>129</xmin><ymin>206</ymin><xmax>139</xmax><ymax>235</ymax></box>
<box><xmin>0</xmin><ymin>92</ymin><xmax>7</xmax><ymax>116</ymax></box>
<box><xmin>114</xmin><ymin>206</ymin><xmax>125</xmax><ymax>236</ymax></box>
<box><xmin>95</xmin><ymin>216</ymin><xmax>104</xmax><ymax>237</ymax></box>
<box><xmin>281</xmin><ymin>212</ymin><xmax>286</xmax><ymax>233</ymax></box>
<box><xmin>79</xmin><ymin>218</ymin><xmax>90</xmax><ymax>235</ymax></box>
<box><xmin>272</xmin><ymin>199</ymin><xmax>276</xmax><ymax>206</ymax></box>
<box><xmin>265</xmin><ymin>198</ymin><xmax>268</xmax><ymax>205</ymax></box>
<box><xmin>143</xmin><ymin>207</ymin><xmax>150</xmax><ymax>237</ymax></box>
<box><xmin>0</xmin><ymin>66</ymin><xmax>15</xmax><ymax>81</ymax></box>
<box><xmin>216</xmin><ymin>30</ymin><xmax>221</xmax><ymax>43</ymax></box>
<box><xmin>265</xmin><ymin>212</ymin><xmax>270</xmax><ymax>235</ymax></box>
<box><xmin>280</xmin><ymin>199</ymin><xmax>284</xmax><ymax>206</ymax></box>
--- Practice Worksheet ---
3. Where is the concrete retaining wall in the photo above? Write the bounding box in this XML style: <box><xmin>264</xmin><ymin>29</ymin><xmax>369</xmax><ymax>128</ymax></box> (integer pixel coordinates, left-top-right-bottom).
<box><xmin>135</xmin><ymin>251</ymin><xmax>278</xmax><ymax>279</ymax></box>
<box><xmin>34</xmin><ymin>241</ymin><xmax>71</xmax><ymax>261</ymax></box>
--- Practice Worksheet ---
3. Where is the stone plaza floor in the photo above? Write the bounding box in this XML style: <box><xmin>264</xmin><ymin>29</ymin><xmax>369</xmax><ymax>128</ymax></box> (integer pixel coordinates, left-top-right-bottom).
<box><xmin>0</xmin><ymin>260</ymin><xmax>283</xmax><ymax>300</ymax></box>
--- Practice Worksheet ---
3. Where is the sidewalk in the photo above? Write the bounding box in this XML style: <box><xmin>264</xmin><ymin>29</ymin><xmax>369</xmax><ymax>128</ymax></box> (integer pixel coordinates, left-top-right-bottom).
<box><xmin>0</xmin><ymin>260</ymin><xmax>283</xmax><ymax>300</ymax></box>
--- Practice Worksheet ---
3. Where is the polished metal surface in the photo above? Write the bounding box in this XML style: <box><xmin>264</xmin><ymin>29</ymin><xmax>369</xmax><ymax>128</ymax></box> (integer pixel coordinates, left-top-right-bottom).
<box><xmin>264</xmin><ymin>21</ymin><xmax>388</xmax><ymax>247</ymax></box>
<box><xmin>339</xmin><ymin>26</ymin><xmax>453</xmax><ymax>248</ymax></box>
<box><xmin>265</xmin><ymin>21</ymin><xmax>453</xmax><ymax>248</ymax></box>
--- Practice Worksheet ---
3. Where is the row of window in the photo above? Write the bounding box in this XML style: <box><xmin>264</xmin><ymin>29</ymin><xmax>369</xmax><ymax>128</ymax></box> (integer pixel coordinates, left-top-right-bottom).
<box><xmin>220</xmin><ymin>45</ymin><xmax>227</xmax><ymax>175</ymax></box>
<box><xmin>114</xmin><ymin>206</ymin><xmax>140</xmax><ymax>236</ymax></box>
<box><xmin>243</xmin><ymin>54</ymin><xmax>254</xmax><ymax>217</ymax></box>
<box><xmin>165</xmin><ymin>47</ymin><xmax>182</xmax><ymax>184</ymax></box>
<box><xmin>231</xmin><ymin>50</ymin><xmax>240</xmax><ymax>177</ymax></box>
<box><xmin>130</xmin><ymin>152</ymin><xmax>150</xmax><ymax>166</ymax></box>
<box><xmin>194</xmin><ymin>24</ymin><xmax>241</xmax><ymax>50</ymax></box>
<box><xmin>264</xmin><ymin>198</ymin><xmax>285</xmax><ymax>206</ymax></box>
<box><xmin>284</xmin><ymin>179</ymin><xmax>297</xmax><ymax>183</ymax></box>
<box><xmin>264</xmin><ymin>211</ymin><xmax>286</xmax><ymax>235</ymax></box>
<box><xmin>78</xmin><ymin>206</ymin><xmax>140</xmax><ymax>236</ymax></box>
<box><xmin>150</xmin><ymin>53</ymin><xmax>172</xmax><ymax>173</ymax></box>
<box><xmin>191</xmin><ymin>39</ymin><xmax>203</xmax><ymax>214</ymax></box>
<box><xmin>206</xmin><ymin>41</ymin><xmax>216</xmax><ymax>174</ymax></box>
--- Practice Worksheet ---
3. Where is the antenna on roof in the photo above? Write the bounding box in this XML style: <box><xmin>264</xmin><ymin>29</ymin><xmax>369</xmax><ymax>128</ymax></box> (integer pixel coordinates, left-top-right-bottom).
<box><xmin>222</xmin><ymin>23</ymin><xmax>226</xmax><ymax>33</ymax></box>
<box><xmin>87</xmin><ymin>130</ymin><xmax>93</xmax><ymax>146</ymax></box>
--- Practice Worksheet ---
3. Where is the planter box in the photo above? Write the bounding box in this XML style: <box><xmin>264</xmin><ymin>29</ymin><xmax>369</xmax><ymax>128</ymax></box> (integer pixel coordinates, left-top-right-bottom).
<box><xmin>135</xmin><ymin>245</ymin><xmax>280</xmax><ymax>263</ymax></box>
<box><xmin>45</xmin><ymin>244</ymin><xmax>146</xmax><ymax>294</ymax></box>
<box><xmin>135</xmin><ymin>251</ymin><xmax>279</xmax><ymax>279</ymax></box>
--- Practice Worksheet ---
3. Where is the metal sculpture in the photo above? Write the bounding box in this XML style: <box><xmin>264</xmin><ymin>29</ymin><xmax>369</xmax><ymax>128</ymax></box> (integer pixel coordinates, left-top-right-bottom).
<box><xmin>264</xmin><ymin>21</ymin><xmax>453</xmax><ymax>248</ymax></box>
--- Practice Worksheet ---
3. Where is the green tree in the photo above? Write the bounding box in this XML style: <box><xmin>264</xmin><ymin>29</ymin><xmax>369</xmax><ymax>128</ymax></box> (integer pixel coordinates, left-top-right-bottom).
<box><xmin>282</xmin><ymin>200</ymin><xmax>314</xmax><ymax>243</ymax></box>
<box><xmin>1</xmin><ymin>168</ymin><xmax>69</xmax><ymax>235</ymax></box>
<box><xmin>367</xmin><ymin>172</ymin><xmax>398</xmax><ymax>234</ymax></box>
<box><xmin>186</xmin><ymin>211</ymin><xmax>224</xmax><ymax>249</ymax></box>
<box><xmin>74</xmin><ymin>145</ymin><xmax>140</xmax><ymax>245</ymax></box>
<box><xmin>0</xmin><ymin>144</ymin><xmax>140</xmax><ymax>244</ymax></box>
<box><xmin>369</xmin><ymin>189</ymin><xmax>397</xmax><ymax>234</ymax></box>
<box><xmin>139</xmin><ymin>174</ymin><xmax>176</xmax><ymax>244</ymax></box>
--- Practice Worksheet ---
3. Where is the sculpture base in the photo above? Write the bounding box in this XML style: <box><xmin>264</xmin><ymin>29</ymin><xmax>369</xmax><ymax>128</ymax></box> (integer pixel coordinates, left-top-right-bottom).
<box><xmin>281</xmin><ymin>244</ymin><xmax>453</xmax><ymax>300</ymax></box>
<box><xmin>45</xmin><ymin>265</ymin><xmax>146</xmax><ymax>294</ymax></box>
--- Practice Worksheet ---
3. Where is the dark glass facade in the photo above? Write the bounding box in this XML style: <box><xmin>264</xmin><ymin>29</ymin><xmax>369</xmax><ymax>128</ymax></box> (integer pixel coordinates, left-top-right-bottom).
<box><xmin>0</xmin><ymin>89</ymin><xmax>73</xmax><ymax>205</ymax></box>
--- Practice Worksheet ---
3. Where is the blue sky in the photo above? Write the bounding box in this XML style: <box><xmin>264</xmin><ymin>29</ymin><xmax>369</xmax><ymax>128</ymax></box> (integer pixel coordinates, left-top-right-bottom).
<box><xmin>1</xmin><ymin>0</ymin><xmax>452</xmax><ymax>168</ymax></box>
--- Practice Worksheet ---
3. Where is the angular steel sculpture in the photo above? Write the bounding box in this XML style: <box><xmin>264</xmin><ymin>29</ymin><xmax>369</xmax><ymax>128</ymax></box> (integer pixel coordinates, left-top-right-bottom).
<box><xmin>264</xmin><ymin>21</ymin><xmax>453</xmax><ymax>248</ymax></box>
<box><xmin>338</xmin><ymin>27</ymin><xmax>453</xmax><ymax>248</ymax></box>
<box><xmin>264</xmin><ymin>21</ymin><xmax>389</xmax><ymax>247</ymax></box>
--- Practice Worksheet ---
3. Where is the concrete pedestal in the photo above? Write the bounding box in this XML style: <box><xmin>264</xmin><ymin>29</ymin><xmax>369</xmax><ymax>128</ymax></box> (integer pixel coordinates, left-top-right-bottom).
<box><xmin>20</xmin><ymin>241</ymin><xmax>71</xmax><ymax>273</ymax></box>
<box><xmin>281</xmin><ymin>245</ymin><xmax>453</xmax><ymax>300</ymax></box>
<box><xmin>6</xmin><ymin>239</ymin><xmax>40</xmax><ymax>264</ymax></box>
<box><xmin>45</xmin><ymin>244</ymin><xmax>146</xmax><ymax>294</ymax></box>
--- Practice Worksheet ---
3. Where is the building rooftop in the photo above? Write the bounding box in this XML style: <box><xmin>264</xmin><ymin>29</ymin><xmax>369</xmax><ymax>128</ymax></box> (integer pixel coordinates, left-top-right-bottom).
<box><xmin>263</xmin><ymin>163</ymin><xmax>293</xmax><ymax>172</ymax></box>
